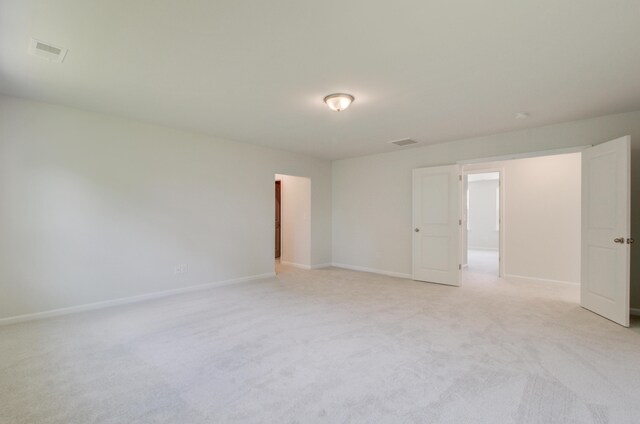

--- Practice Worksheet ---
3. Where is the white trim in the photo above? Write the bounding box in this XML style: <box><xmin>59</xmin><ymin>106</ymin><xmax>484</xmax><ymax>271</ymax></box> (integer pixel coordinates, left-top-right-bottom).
<box><xmin>462</xmin><ymin>166</ymin><xmax>505</xmax><ymax>278</ymax></box>
<box><xmin>467</xmin><ymin>246</ymin><xmax>499</xmax><ymax>251</ymax></box>
<box><xmin>280</xmin><ymin>261</ymin><xmax>311</xmax><ymax>270</ymax></box>
<box><xmin>630</xmin><ymin>308</ymin><xmax>640</xmax><ymax>317</ymax></box>
<box><xmin>331</xmin><ymin>262</ymin><xmax>412</xmax><ymax>279</ymax></box>
<box><xmin>279</xmin><ymin>261</ymin><xmax>331</xmax><ymax>270</ymax></box>
<box><xmin>504</xmin><ymin>274</ymin><xmax>579</xmax><ymax>287</ymax></box>
<box><xmin>456</xmin><ymin>145</ymin><xmax>590</xmax><ymax>165</ymax></box>
<box><xmin>0</xmin><ymin>272</ymin><xmax>275</xmax><ymax>327</ymax></box>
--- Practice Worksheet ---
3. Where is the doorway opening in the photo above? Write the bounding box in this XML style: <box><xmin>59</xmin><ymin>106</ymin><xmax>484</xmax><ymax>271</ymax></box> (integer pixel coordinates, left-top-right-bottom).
<box><xmin>460</xmin><ymin>152</ymin><xmax>582</xmax><ymax>290</ymax></box>
<box><xmin>413</xmin><ymin>137</ymin><xmax>631</xmax><ymax>326</ymax></box>
<box><xmin>463</xmin><ymin>171</ymin><xmax>501</xmax><ymax>277</ymax></box>
<box><xmin>274</xmin><ymin>174</ymin><xmax>311</xmax><ymax>273</ymax></box>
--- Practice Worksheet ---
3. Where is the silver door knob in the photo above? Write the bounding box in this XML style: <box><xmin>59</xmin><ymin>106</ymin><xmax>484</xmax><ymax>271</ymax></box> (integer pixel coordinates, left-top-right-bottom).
<box><xmin>414</xmin><ymin>228</ymin><xmax>420</xmax><ymax>232</ymax></box>
<box><xmin>614</xmin><ymin>237</ymin><xmax>625</xmax><ymax>244</ymax></box>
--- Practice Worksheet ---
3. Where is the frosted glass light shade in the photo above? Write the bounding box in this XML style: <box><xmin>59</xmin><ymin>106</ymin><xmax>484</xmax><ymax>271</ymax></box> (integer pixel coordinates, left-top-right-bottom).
<box><xmin>323</xmin><ymin>93</ymin><xmax>354</xmax><ymax>112</ymax></box>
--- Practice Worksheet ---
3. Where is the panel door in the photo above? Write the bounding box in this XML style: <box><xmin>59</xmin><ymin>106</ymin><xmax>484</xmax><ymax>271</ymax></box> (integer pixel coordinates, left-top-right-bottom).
<box><xmin>581</xmin><ymin>136</ymin><xmax>631</xmax><ymax>327</ymax></box>
<box><xmin>413</xmin><ymin>165</ymin><xmax>461</xmax><ymax>286</ymax></box>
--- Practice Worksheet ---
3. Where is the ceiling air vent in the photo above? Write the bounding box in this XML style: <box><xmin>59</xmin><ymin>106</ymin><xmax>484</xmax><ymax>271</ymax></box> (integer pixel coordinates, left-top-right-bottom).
<box><xmin>389</xmin><ymin>138</ymin><xmax>417</xmax><ymax>147</ymax></box>
<box><xmin>28</xmin><ymin>38</ymin><xmax>68</xmax><ymax>63</ymax></box>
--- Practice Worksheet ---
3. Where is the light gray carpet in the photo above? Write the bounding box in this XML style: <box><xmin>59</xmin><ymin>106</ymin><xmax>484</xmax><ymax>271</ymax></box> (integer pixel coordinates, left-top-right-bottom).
<box><xmin>1</xmin><ymin>265</ymin><xmax>640</xmax><ymax>424</ymax></box>
<box><xmin>467</xmin><ymin>249</ymin><xmax>499</xmax><ymax>275</ymax></box>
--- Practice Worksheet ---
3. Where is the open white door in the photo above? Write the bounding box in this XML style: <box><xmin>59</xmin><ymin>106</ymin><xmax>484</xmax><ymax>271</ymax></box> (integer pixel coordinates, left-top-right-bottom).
<box><xmin>581</xmin><ymin>136</ymin><xmax>631</xmax><ymax>327</ymax></box>
<box><xmin>413</xmin><ymin>165</ymin><xmax>461</xmax><ymax>286</ymax></box>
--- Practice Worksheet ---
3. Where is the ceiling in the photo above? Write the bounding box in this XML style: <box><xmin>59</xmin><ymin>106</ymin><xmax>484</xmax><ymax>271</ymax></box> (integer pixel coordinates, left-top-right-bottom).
<box><xmin>1</xmin><ymin>1</ymin><xmax>640</xmax><ymax>160</ymax></box>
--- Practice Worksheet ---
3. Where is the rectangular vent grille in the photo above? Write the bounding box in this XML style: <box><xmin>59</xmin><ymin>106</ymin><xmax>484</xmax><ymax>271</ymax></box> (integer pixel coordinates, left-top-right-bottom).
<box><xmin>28</xmin><ymin>38</ymin><xmax>68</xmax><ymax>63</ymax></box>
<box><xmin>36</xmin><ymin>42</ymin><xmax>62</xmax><ymax>55</ymax></box>
<box><xmin>389</xmin><ymin>138</ymin><xmax>417</xmax><ymax>147</ymax></box>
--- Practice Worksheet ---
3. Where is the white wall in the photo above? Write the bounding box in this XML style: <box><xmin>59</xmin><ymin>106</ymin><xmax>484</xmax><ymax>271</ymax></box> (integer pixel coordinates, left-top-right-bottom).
<box><xmin>276</xmin><ymin>175</ymin><xmax>311</xmax><ymax>268</ymax></box>
<box><xmin>332</xmin><ymin>110</ymin><xmax>640</xmax><ymax>307</ymax></box>
<box><xmin>505</xmin><ymin>154</ymin><xmax>581</xmax><ymax>284</ymax></box>
<box><xmin>0</xmin><ymin>95</ymin><xmax>332</xmax><ymax>320</ymax></box>
<box><xmin>467</xmin><ymin>178</ymin><xmax>499</xmax><ymax>250</ymax></box>
<box><xmin>466</xmin><ymin>154</ymin><xmax>581</xmax><ymax>284</ymax></box>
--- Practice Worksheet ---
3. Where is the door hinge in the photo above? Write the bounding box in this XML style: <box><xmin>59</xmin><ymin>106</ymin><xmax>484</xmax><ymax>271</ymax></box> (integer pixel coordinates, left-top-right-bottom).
<box><xmin>459</xmin><ymin>219</ymin><xmax>462</xmax><ymax>225</ymax></box>
<box><xmin>459</xmin><ymin>175</ymin><xmax>462</xmax><ymax>181</ymax></box>
<box><xmin>459</xmin><ymin>264</ymin><xmax>462</xmax><ymax>270</ymax></box>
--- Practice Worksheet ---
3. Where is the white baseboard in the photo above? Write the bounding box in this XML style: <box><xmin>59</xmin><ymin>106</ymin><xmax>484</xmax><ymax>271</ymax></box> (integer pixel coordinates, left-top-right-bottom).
<box><xmin>331</xmin><ymin>262</ymin><xmax>412</xmax><ymax>279</ymax></box>
<box><xmin>504</xmin><ymin>274</ymin><xmax>579</xmax><ymax>287</ymax></box>
<box><xmin>0</xmin><ymin>272</ymin><xmax>275</xmax><ymax>327</ymax></box>
<box><xmin>279</xmin><ymin>261</ymin><xmax>331</xmax><ymax>270</ymax></box>
<box><xmin>630</xmin><ymin>308</ymin><xmax>640</xmax><ymax>317</ymax></box>
<box><xmin>280</xmin><ymin>260</ymin><xmax>311</xmax><ymax>270</ymax></box>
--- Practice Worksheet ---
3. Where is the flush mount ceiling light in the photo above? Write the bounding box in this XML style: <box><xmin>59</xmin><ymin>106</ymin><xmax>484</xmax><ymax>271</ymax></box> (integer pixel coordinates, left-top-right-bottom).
<box><xmin>323</xmin><ymin>93</ymin><xmax>354</xmax><ymax>112</ymax></box>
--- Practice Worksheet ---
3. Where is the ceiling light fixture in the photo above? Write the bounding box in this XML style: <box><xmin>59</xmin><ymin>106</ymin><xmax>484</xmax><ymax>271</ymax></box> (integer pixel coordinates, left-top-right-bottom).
<box><xmin>324</xmin><ymin>93</ymin><xmax>354</xmax><ymax>112</ymax></box>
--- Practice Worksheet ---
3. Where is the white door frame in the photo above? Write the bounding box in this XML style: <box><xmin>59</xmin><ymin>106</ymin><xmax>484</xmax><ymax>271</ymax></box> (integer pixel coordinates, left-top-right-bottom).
<box><xmin>462</xmin><ymin>168</ymin><xmax>505</xmax><ymax>277</ymax></box>
<box><xmin>457</xmin><ymin>145</ymin><xmax>590</xmax><ymax>165</ymax></box>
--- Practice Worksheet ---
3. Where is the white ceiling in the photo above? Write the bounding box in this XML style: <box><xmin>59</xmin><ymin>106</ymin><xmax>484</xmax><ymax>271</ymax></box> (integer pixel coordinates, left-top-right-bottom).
<box><xmin>1</xmin><ymin>1</ymin><xmax>640</xmax><ymax>160</ymax></box>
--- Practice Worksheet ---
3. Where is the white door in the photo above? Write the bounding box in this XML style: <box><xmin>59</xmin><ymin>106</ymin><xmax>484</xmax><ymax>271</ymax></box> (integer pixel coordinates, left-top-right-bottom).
<box><xmin>581</xmin><ymin>135</ymin><xmax>631</xmax><ymax>327</ymax></box>
<box><xmin>413</xmin><ymin>165</ymin><xmax>461</xmax><ymax>286</ymax></box>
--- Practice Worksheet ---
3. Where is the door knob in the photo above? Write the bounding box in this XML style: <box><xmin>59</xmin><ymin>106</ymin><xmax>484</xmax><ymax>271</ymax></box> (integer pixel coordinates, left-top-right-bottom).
<box><xmin>414</xmin><ymin>228</ymin><xmax>420</xmax><ymax>232</ymax></box>
<box><xmin>614</xmin><ymin>237</ymin><xmax>625</xmax><ymax>244</ymax></box>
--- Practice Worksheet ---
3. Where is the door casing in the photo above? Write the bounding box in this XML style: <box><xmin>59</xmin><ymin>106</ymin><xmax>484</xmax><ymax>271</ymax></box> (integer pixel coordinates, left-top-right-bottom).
<box><xmin>462</xmin><ymin>168</ymin><xmax>504</xmax><ymax>277</ymax></box>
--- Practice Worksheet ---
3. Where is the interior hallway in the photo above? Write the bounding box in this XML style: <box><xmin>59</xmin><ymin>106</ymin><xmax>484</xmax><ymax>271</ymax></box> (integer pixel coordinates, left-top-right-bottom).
<box><xmin>1</xmin><ymin>265</ymin><xmax>640</xmax><ymax>423</ymax></box>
